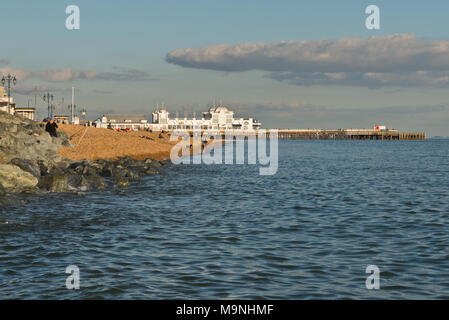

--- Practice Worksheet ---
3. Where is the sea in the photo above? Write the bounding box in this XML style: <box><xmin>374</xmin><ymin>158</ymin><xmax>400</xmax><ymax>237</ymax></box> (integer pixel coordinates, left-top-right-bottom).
<box><xmin>1</xmin><ymin>139</ymin><xmax>449</xmax><ymax>299</ymax></box>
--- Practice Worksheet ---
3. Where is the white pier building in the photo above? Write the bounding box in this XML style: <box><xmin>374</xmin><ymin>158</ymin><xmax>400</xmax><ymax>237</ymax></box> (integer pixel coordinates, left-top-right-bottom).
<box><xmin>149</xmin><ymin>105</ymin><xmax>261</xmax><ymax>132</ymax></box>
<box><xmin>0</xmin><ymin>86</ymin><xmax>16</xmax><ymax>114</ymax></box>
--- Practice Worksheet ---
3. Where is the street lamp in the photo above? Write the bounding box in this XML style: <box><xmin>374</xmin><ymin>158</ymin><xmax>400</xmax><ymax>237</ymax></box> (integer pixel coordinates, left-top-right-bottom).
<box><xmin>79</xmin><ymin>108</ymin><xmax>86</xmax><ymax>120</ymax></box>
<box><xmin>42</xmin><ymin>92</ymin><xmax>54</xmax><ymax>119</ymax></box>
<box><xmin>1</xmin><ymin>73</ymin><xmax>17</xmax><ymax>114</ymax></box>
<box><xmin>68</xmin><ymin>103</ymin><xmax>76</xmax><ymax>122</ymax></box>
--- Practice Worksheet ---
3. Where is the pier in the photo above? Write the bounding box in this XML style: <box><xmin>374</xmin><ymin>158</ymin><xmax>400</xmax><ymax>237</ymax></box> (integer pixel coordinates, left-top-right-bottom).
<box><xmin>275</xmin><ymin>129</ymin><xmax>426</xmax><ymax>140</ymax></box>
<box><xmin>181</xmin><ymin>129</ymin><xmax>426</xmax><ymax>141</ymax></box>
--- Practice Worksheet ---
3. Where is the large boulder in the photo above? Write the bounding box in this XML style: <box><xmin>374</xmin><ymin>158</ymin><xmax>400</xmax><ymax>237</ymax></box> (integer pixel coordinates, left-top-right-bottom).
<box><xmin>0</xmin><ymin>150</ymin><xmax>9</xmax><ymax>164</ymax></box>
<box><xmin>117</xmin><ymin>156</ymin><xmax>141</xmax><ymax>167</ymax></box>
<box><xmin>0</xmin><ymin>111</ymin><xmax>69</xmax><ymax>164</ymax></box>
<box><xmin>39</xmin><ymin>173</ymin><xmax>107</xmax><ymax>193</ymax></box>
<box><xmin>112</xmin><ymin>167</ymin><xmax>140</xmax><ymax>181</ymax></box>
<box><xmin>67</xmin><ymin>174</ymin><xmax>107</xmax><ymax>191</ymax></box>
<box><xmin>38</xmin><ymin>174</ymin><xmax>70</xmax><ymax>192</ymax></box>
<box><xmin>9</xmin><ymin>158</ymin><xmax>41</xmax><ymax>178</ymax></box>
<box><xmin>0</xmin><ymin>164</ymin><xmax>39</xmax><ymax>193</ymax></box>
<box><xmin>0</xmin><ymin>182</ymin><xmax>6</xmax><ymax>196</ymax></box>
<box><xmin>151</xmin><ymin>161</ymin><xmax>163</xmax><ymax>168</ymax></box>
<box><xmin>115</xmin><ymin>177</ymin><xmax>130</xmax><ymax>187</ymax></box>
<box><xmin>80</xmin><ymin>175</ymin><xmax>107</xmax><ymax>191</ymax></box>
<box><xmin>144</xmin><ymin>168</ymin><xmax>159</xmax><ymax>175</ymax></box>
<box><xmin>99</xmin><ymin>164</ymin><xmax>113</xmax><ymax>177</ymax></box>
<box><xmin>0</xmin><ymin>111</ymin><xmax>162</xmax><ymax>194</ymax></box>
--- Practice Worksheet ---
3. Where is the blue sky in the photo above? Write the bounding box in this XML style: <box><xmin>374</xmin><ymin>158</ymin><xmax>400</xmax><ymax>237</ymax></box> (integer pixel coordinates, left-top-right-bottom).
<box><xmin>1</xmin><ymin>0</ymin><xmax>449</xmax><ymax>135</ymax></box>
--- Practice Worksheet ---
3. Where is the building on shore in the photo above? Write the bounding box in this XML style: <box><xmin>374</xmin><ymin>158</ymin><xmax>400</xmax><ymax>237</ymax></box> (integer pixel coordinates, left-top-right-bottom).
<box><xmin>99</xmin><ymin>114</ymin><xmax>148</xmax><ymax>130</ymax></box>
<box><xmin>0</xmin><ymin>86</ymin><xmax>16</xmax><ymax>114</ymax></box>
<box><xmin>15</xmin><ymin>107</ymin><xmax>36</xmax><ymax>120</ymax></box>
<box><xmin>1</xmin><ymin>87</ymin><xmax>37</xmax><ymax>120</ymax></box>
<box><xmin>98</xmin><ymin>105</ymin><xmax>261</xmax><ymax>132</ymax></box>
<box><xmin>149</xmin><ymin>105</ymin><xmax>261</xmax><ymax>132</ymax></box>
<box><xmin>54</xmin><ymin>115</ymin><xmax>70</xmax><ymax>124</ymax></box>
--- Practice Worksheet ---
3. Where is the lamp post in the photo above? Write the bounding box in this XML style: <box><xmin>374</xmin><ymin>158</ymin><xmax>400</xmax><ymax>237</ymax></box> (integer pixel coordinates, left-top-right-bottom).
<box><xmin>79</xmin><ymin>108</ymin><xmax>86</xmax><ymax>121</ymax></box>
<box><xmin>42</xmin><ymin>92</ymin><xmax>54</xmax><ymax>119</ymax></box>
<box><xmin>1</xmin><ymin>73</ymin><xmax>17</xmax><ymax>114</ymax></box>
<box><xmin>68</xmin><ymin>103</ymin><xmax>76</xmax><ymax>122</ymax></box>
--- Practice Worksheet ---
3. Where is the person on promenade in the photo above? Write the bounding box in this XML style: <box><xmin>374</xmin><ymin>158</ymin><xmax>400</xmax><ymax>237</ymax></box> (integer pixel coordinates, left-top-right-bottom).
<box><xmin>45</xmin><ymin>119</ymin><xmax>58</xmax><ymax>137</ymax></box>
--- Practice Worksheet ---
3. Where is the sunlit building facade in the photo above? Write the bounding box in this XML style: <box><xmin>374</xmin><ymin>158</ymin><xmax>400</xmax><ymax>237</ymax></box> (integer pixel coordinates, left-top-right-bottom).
<box><xmin>149</xmin><ymin>105</ymin><xmax>261</xmax><ymax>132</ymax></box>
<box><xmin>0</xmin><ymin>86</ymin><xmax>16</xmax><ymax>114</ymax></box>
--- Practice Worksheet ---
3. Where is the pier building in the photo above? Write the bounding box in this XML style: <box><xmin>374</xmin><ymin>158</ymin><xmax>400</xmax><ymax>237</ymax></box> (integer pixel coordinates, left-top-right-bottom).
<box><xmin>0</xmin><ymin>86</ymin><xmax>16</xmax><ymax>114</ymax></box>
<box><xmin>14</xmin><ymin>107</ymin><xmax>36</xmax><ymax>120</ymax></box>
<box><xmin>149</xmin><ymin>105</ymin><xmax>261</xmax><ymax>132</ymax></box>
<box><xmin>99</xmin><ymin>114</ymin><xmax>148</xmax><ymax>130</ymax></box>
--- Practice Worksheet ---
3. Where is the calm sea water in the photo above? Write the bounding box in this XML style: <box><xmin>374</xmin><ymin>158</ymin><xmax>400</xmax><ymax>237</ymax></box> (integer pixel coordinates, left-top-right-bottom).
<box><xmin>1</xmin><ymin>139</ymin><xmax>449</xmax><ymax>299</ymax></box>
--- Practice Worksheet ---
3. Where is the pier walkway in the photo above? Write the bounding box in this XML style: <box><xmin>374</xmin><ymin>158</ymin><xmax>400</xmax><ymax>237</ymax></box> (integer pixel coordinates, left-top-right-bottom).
<box><xmin>275</xmin><ymin>129</ymin><xmax>425</xmax><ymax>140</ymax></box>
<box><xmin>174</xmin><ymin>129</ymin><xmax>426</xmax><ymax>140</ymax></box>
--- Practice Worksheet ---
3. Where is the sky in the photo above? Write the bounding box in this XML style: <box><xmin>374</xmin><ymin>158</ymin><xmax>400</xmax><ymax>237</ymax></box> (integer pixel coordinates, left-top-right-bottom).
<box><xmin>1</xmin><ymin>0</ymin><xmax>449</xmax><ymax>136</ymax></box>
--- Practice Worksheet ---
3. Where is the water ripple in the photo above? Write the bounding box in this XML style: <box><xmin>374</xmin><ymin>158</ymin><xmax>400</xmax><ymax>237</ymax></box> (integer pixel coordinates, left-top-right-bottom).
<box><xmin>1</xmin><ymin>140</ymin><xmax>449</xmax><ymax>299</ymax></box>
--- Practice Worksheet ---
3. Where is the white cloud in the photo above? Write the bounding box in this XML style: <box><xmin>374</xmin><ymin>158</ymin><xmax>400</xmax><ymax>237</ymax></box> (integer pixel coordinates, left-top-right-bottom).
<box><xmin>0</xmin><ymin>67</ymin><xmax>31</xmax><ymax>82</ymax></box>
<box><xmin>265</xmin><ymin>70</ymin><xmax>449</xmax><ymax>87</ymax></box>
<box><xmin>229</xmin><ymin>101</ymin><xmax>448</xmax><ymax>130</ymax></box>
<box><xmin>166</xmin><ymin>34</ymin><xmax>449</xmax><ymax>87</ymax></box>
<box><xmin>32</xmin><ymin>68</ymin><xmax>98</xmax><ymax>82</ymax></box>
<box><xmin>0</xmin><ymin>66</ymin><xmax>153</xmax><ymax>82</ymax></box>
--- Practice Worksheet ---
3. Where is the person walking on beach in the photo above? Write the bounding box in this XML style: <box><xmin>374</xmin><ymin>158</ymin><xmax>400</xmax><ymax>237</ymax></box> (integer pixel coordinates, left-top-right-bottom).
<box><xmin>45</xmin><ymin>119</ymin><xmax>58</xmax><ymax>137</ymax></box>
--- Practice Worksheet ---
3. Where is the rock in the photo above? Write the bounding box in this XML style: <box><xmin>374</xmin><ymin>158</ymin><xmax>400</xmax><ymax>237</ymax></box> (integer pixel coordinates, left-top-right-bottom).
<box><xmin>82</xmin><ymin>165</ymin><xmax>99</xmax><ymax>176</ymax></box>
<box><xmin>66</xmin><ymin>174</ymin><xmax>107</xmax><ymax>191</ymax></box>
<box><xmin>151</xmin><ymin>161</ymin><xmax>162</xmax><ymax>168</ymax></box>
<box><xmin>69</xmin><ymin>160</ymin><xmax>95</xmax><ymax>175</ymax></box>
<box><xmin>117</xmin><ymin>156</ymin><xmax>141</xmax><ymax>167</ymax></box>
<box><xmin>128</xmin><ymin>165</ymin><xmax>146</xmax><ymax>174</ymax></box>
<box><xmin>67</xmin><ymin>174</ymin><xmax>83</xmax><ymax>191</ymax></box>
<box><xmin>0</xmin><ymin>111</ymin><xmax>61</xmax><ymax>163</ymax></box>
<box><xmin>50</xmin><ymin>130</ymin><xmax>71</xmax><ymax>147</ymax></box>
<box><xmin>56</xmin><ymin>129</ymin><xmax>70</xmax><ymax>141</ymax></box>
<box><xmin>115</xmin><ymin>178</ymin><xmax>130</xmax><ymax>187</ymax></box>
<box><xmin>66</xmin><ymin>160</ymin><xmax>100</xmax><ymax>176</ymax></box>
<box><xmin>100</xmin><ymin>165</ymin><xmax>113</xmax><ymax>177</ymax></box>
<box><xmin>9</xmin><ymin>158</ymin><xmax>41</xmax><ymax>179</ymax></box>
<box><xmin>55</xmin><ymin>159</ymin><xmax>72</xmax><ymax>169</ymax></box>
<box><xmin>37</xmin><ymin>160</ymin><xmax>50</xmax><ymax>176</ymax></box>
<box><xmin>0</xmin><ymin>111</ymin><xmax>164</xmax><ymax>194</ymax></box>
<box><xmin>38</xmin><ymin>175</ymin><xmax>69</xmax><ymax>192</ymax></box>
<box><xmin>0</xmin><ymin>151</ymin><xmax>10</xmax><ymax>164</ymax></box>
<box><xmin>68</xmin><ymin>162</ymin><xmax>84</xmax><ymax>174</ymax></box>
<box><xmin>112</xmin><ymin>166</ymin><xmax>135</xmax><ymax>180</ymax></box>
<box><xmin>0</xmin><ymin>164</ymin><xmax>39</xmax><ymax>193</ymax></box>
<box><xmin>81</xmin><ymin>175</ymin><xmax>106</xmax><ymax>190</ymax></box>
<box><xmin>90</xmin><ymin>161</ymin><xmax>105</xmax><ymax>170</ymax></box>
<box><xmin>160</xmin><ymin>159</ymin><xmax>170</xmax><ymax>166</ymax></box>
<box><xmin>48</xmin><ymin>165</ymin><xmax>67</xmax><ymax>176</ymax></box>
<box><xmin>144</xmin><ymin>169</ymin><xmax>159</xmax><ymax>175</ymax></box>
<box><xmin>95</xmin><ymin>159</ymin><xmax>110</xmax><ymax>167</ymax></box>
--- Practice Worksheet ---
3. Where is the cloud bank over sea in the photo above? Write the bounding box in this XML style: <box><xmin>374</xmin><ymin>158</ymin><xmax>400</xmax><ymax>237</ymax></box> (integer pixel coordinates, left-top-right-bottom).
<box><xmin>166</xmin><ymin>34</ymin><xmax>449</xmax><ymax>87</ymax></box>
<box><xmin>0</xmin><ymin>66</ymin><xmax>155</xmax><ymax>83</ymax></box>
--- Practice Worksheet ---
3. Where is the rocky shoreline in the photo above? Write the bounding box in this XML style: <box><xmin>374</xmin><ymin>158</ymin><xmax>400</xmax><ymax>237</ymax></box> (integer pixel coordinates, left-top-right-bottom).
<box><xmin>0</xmin><ymin>111</ymin><xmax>168</xmax><ymax>196</ymax></box>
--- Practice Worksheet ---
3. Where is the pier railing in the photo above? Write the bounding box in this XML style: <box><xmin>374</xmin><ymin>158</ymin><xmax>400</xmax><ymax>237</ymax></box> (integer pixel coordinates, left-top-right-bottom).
<box><xmin>168</xmin><ymin>129</ymin><xmax>426</xmax><ymax>140</ymax></box>
<box><xmin>274</xmin><ymin>129</ymin><xmax>425</xmax><ymax>140</ymax></box>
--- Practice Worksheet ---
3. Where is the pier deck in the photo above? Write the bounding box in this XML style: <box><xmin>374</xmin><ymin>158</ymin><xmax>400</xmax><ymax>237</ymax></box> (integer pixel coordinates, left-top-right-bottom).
<box><xmin>275</xmin><ymin>129</ymin><xmax>425</xmax><ymax>140</ymax></box>
<box><xmin>180</xmin><ymin>129</ymin><xmax>426</xmax><ymax>140</ymax></box>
